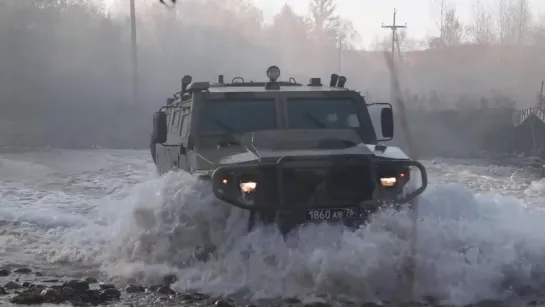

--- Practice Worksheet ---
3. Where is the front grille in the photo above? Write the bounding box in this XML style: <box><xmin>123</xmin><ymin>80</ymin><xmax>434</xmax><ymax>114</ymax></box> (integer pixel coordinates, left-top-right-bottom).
<box><xmin>325</xmin><ymin>166</ymin><xmax>373</xmax><ymax>200</ymax></box>
<box><xmin>250</xmin><ymin>161</ymin><xmax>376</xmax><ymax>209</ymax></box>
<box><xmin>281</xmin><ymin>165</ymin><xmax>375</xmax><ymax>208</ymax></box>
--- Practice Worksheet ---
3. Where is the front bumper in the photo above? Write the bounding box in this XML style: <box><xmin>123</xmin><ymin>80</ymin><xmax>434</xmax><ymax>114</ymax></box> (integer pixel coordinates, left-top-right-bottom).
<box><xmin>211</xmin><ymin>155</ymin><xmax>428</xmax><ymax>212</ymax></box>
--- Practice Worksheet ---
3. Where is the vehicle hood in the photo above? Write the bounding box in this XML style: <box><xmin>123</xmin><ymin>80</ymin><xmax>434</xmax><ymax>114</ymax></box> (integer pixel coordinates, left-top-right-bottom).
<box><xmin>217</xmin><ymin>143</ymin><xmax>410</xmax><ymax>164</ymax></box>
<box><xmin>195</xmin><ymin>129</ymin><xmax>410</xmax><ymax>166</ymax></box>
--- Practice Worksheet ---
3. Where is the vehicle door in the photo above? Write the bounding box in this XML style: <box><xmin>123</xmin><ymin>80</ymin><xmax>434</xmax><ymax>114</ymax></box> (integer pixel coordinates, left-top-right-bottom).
<box><xmin>178</xmin><ymin>105</ymin><xmax>191</xmax><ymax>171</ymax></box>
<box><xmin>162</xmin><ymin>106</ymin><xmax>183</xmax><ymax>171</ymax></box>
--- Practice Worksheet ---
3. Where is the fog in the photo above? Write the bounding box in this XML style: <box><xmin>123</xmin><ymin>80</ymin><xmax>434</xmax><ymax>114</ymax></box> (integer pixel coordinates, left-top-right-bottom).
<box><xmin>0</xmin><ymin>0</ymin><xmax>544</xmax><ymax>156</ymax></box>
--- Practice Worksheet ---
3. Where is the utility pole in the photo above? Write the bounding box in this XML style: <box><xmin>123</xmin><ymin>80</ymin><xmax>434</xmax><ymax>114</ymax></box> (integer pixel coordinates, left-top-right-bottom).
<box><xmin>129</xmin><ymin>0</ymin><xmax>139</xmax><ymax>106</ymax></box>
<box><xmin>538</xmin><ymin>81</ymin><xmax>545</xmax><ymax>108</ymax></box>
<box><xmin>439</xmin><ymin>0</ymin><xmax>445</xmax><ymax>40</ymax></box>
<box><xmin>383</xmin><ymin>13</ymin><xmax>413</xmax><ymax>301</ymax></box>
<box><xmin>337</xmin><ymin>35</ymin><xmax>344</xmax><ymax>74</ymax></box>
<box><xmin>381</xmin><ymin>9</ymin><xmax>407</xmax><ymax>61</ymax></box>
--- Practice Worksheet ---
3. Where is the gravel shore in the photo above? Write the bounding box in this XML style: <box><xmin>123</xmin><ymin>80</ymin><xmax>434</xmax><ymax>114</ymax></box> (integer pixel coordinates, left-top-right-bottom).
<box><xmin>1</xmin><ymin>265</ymin><xmax>541</xmax><ymax>307</ymax></box>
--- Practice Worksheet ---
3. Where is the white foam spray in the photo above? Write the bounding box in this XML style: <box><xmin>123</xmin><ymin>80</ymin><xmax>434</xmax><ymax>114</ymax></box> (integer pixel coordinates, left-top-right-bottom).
<box><xmin>94</xmin><ymin>172</ymin><xmax>545</xmax><ymax>305</ymax></box>
<box><xmin>2</xmin><ymin>153</ymin><xmax>545</xmax><ymax>306</ymax></box>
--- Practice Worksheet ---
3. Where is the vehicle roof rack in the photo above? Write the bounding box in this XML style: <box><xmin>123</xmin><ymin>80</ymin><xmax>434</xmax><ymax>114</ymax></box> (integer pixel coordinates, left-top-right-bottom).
<box><xmin>210</xmin><ymin>81</ymin><xmax>303</xmax><ymax>88</ymax></box>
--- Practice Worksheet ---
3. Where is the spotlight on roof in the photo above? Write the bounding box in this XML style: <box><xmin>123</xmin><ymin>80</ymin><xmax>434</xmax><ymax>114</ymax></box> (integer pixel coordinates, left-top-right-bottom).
<box><xmin>266</xmin><ymin>66</ymin><xmax>281</xmax><ymax>82</ymax></box>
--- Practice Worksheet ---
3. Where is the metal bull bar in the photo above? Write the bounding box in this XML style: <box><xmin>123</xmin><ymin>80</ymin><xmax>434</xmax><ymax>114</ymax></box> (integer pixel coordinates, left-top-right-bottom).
<box><xmin>211</xmin><ymin>155</ymin><xmax>428</xmax><ymax>211</ymax></box>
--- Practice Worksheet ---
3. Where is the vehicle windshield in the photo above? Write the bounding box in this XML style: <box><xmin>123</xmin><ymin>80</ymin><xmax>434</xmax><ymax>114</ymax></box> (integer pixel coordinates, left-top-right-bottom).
<box><xmin>199</xmin><ymin>99</ymin><xmax>277</xmax><ymax>133</ymax></box>
<box><xmin>287</xmin><ymin>98</ymin><xmax>362</xmax><ymax>129</ymax></box>
<box><xmin>243</xmin><ymin>129</ymin><xmax>363</xmax><ymax>151</ymax></box>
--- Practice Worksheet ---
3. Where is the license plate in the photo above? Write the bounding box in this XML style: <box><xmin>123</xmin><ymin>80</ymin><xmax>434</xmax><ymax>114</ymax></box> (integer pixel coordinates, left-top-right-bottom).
<box><xmin>306</xmin><ymin>208</ymin><xmax>358</xmax><ymax>221</ymax></box>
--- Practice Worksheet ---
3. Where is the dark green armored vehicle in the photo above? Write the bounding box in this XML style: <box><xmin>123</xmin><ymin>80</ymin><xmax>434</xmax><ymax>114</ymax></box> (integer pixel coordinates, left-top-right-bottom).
<box><xmin>150</xmin><ymin>66</ymin><xmax>427</xmax><ymax>233</ymax></box>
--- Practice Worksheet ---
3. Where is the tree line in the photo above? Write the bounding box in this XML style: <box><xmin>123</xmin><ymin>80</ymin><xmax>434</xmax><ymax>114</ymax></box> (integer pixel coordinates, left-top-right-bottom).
<box><xmin>372</xmin><ymin>0</ymin><xmax>545</xmax><ymax>111</ymax></box>
<box><xmin>0</xmin><ymin>0</ymin><xmax>543</xmax><ymax>148</ymax></box>
<box><xmin>0</xmin><ymin>0</ymin><xmax>361</xmax><ymax>147</ymax></box>
<box><xmin>419</xmin><ymin>0</ymin><xmax>545</xmax><ymax>49</ymax></box>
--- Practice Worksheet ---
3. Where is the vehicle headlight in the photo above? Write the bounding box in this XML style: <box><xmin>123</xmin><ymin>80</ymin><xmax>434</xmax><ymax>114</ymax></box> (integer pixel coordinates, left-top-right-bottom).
<box><xmin>238</xmin><ymin>181</ymin><xmax>257</xmax><ymax>205</ymax></box>
<box><xmin>239</xmin><ymin>181</ymin><xmax>257</xmax><ymax>193</ymax></box>
<box><xmin>379</xmin><ymin>177</ymin><xmax>397</xmax><ymax>187</ymax></box>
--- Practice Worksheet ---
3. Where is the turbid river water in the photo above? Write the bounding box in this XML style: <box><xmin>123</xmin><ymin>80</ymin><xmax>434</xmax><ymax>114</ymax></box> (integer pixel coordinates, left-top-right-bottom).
<box><xmin>1</xmin><ymin>148</ymin><xmax>545</xmax><ymax>306</ymax></box>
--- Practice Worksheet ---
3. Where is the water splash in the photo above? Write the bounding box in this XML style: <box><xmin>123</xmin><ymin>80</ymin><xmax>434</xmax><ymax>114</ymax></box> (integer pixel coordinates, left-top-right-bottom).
<box><xmin>2</xmin><ymin>152</ymin><xmax>545</xmax><ymax>305</ymax></box>
<box><xmin>95</xmin><ymin>173</ymin><xmax>545</xmax><ymax>305</ymax></box>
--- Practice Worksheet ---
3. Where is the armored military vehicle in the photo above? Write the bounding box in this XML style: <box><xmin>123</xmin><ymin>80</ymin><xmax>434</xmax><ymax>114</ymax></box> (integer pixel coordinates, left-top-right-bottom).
<box><xmin>150</xmin><ymin>66</ymin><xmax>427</xmax><ymax>233</ymax></box>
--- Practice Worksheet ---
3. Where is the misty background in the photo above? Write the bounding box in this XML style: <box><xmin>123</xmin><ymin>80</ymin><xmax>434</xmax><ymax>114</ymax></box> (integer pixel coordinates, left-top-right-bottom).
<box><xmin>1</xmin><ymin>0</ymin><xmax>544</xmax><ymax>157</ymax></box>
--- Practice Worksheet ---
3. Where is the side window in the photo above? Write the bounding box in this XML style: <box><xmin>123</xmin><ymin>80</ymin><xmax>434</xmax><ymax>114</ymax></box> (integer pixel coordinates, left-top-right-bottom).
<box><xmin>170</xmin><ymin>110</ymin><xmax>180</xmax><ymax>132</ymax></box>
<box><xmin>326</xmin><ymin>113</ymin><xmax>338</xmax><ymax>123</ymax></box>
<box><xmin>346</xmin><ymin>114</ymin><xmax>361</xmax><ymax>127</ymax></box>
<box><xmin>180</xmin><ymin>114</ymin><xmax>190</xmax><ymax>137</ymax></box>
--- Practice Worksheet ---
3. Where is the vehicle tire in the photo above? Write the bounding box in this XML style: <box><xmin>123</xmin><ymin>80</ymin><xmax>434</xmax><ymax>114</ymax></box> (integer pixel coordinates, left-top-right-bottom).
<box><xmin>275</xmin><ymin>212</ymin><xmax>303</xmax><ymax>236</ymax></box>
<box><xmin>247</xmin><ymin>210</ymin><xmax>277</xmax><ymax>232</ymax></box>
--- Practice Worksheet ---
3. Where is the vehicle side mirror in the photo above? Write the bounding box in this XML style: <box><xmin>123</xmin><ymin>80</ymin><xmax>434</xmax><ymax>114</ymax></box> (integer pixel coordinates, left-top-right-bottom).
<box><xmin>166</xmin><ymin>98</ymin><xmax>175</xmax><ymax>105</ymax></box>
<box><xmin>380</xmin><ymin>107</ymin><xmax>394</xmax><ymax>139</ymax></box>
<box><xmin>152</xmin><ymin>111</ymin><xmax>168</xmax><ymax>144</ymax></box>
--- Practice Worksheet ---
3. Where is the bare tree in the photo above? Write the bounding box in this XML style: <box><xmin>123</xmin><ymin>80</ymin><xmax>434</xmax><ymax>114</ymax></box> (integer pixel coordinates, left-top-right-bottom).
<box><xmin>512</xmin><ymin>0</ymin><xmax>531</xmax><ymax>44</ymax></box>
<box><xmin>442</xmin><ymin>6</ymin><xmax>463</xmax><ymax>45</ymax></box>
<box><xmin>336</xmin><ymin>19</ymin><xmax>361</xmax><ymax>49</ymax></box>
<box><xmin>269</xmin><ymin>4</ymin><xmax>310</xmax><ymax>41</ymax></box>
<box><xmin>428</xmin><ymin>0</ymin><xmax>463</xmax><ymax>45</ymax></box>
<box><xmin>496</xmin><ymin>0</ymin><xmax>513</xmax><ymax>43</ymax></box>
<box><xmin>495</xmin><ymin>0</ymin><xmax>531</xmax><ymax>44</ymax></box>
<box><xmin>429</xmin><ymin>0</ymin><xmax>448</xmax><ymax>39</ymax></box>
<box><xmin>428</xmin><ymin>36</ymin><xmax>446</xmax><ymax>49</ymax></box>
<box><xmin>308</xmin><ymin>0</ymin><xmax>339</xmax><ymax>35</ymax></box>
<box><xmin>467</xmin><ymin>0</ymin><xmax>496</xmax><ymax>44</ymax></box>
<box><xmin>266</xmin><ymin>4</ymin><xmax>311</xmax><ymax>68</ymax></box>
<box><xmin>308</xmin><ymin>0</ymin><xmax>360</xmax><ymax>49</ymax></box>
<box><xmin>531</xmin><ymin>14</ymin><xmax>545</xmax><ymax>47</ymax></box>
<box><xmin>396</xmin><ymin>29</ymin><xmax>422</xmax><ymax>51</ymax></box>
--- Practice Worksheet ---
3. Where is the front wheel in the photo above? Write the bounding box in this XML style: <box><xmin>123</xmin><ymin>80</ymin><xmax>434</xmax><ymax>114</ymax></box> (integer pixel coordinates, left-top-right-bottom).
<box><xmin>247</xmin><ymin>210</ymin><xmax>277</xmax><ymax>232</ymax></box>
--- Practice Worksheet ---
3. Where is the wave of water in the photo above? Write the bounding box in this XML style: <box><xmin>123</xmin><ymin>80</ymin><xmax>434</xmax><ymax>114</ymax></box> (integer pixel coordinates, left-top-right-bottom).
<box><xmin>1</xmin><ymin>151</ymin><xmax>545</xmax><ymax>305</ymax></box>
<box><xmin>100</xmin><ymin>173</ymin><xmax>545</xmax><ymax>305</ymax></box>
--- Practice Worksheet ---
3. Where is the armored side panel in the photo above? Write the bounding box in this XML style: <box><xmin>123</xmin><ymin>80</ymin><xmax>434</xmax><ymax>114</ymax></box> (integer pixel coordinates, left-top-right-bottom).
<box><xmin>153</xmin><ymin>96</ymin><xmax>194</xmax><ymax>175</ymax></box>
<box><xmin>155</xmin><ymin>144</ymin><xmax>182</xmax><ymax>174</ymax></box>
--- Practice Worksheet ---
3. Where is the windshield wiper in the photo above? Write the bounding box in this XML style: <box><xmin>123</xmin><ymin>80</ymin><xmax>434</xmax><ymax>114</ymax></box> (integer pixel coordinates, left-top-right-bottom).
<box><xmin>210</xmin><ymin>117</ymin><xmax>243</xmax><ymax>147</ymax></box>
<box><xmin>209</xmin><ymin>118</ymin><xmax>251</xmax><ymax>152</ymax></box>
<box><xmin>303</xmin><ymin>112</ymin><xmax>329</xmax><ymax>128</ymax></box>
<box><xmin>316</xmin><ymin>137</ymin><xmax>357</xmax><ymax>149</ymax></box>
<box><xmin>214</xmin><ymin>132</ymin><xmax>258</xmax><ymax>156</ymax></box>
